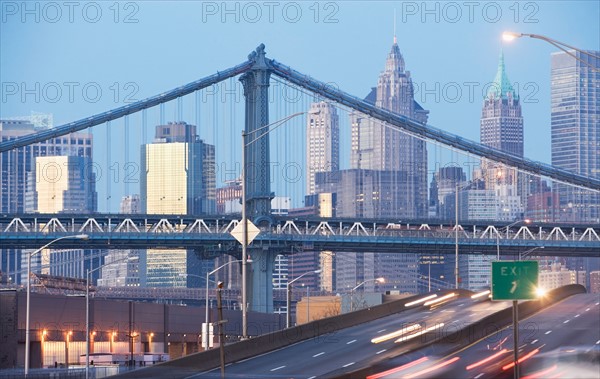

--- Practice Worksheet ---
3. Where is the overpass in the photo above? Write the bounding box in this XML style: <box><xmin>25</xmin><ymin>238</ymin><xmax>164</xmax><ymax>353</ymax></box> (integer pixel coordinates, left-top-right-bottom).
<box><xmin>1</xmin><ymin>213</ymin><xmax>599</xmax><ymax>256</ymax></box>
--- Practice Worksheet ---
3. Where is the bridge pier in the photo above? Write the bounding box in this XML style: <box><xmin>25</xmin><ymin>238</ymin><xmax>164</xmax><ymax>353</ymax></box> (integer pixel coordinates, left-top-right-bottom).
<box><xmin>247</xmin><ymin>248</ymin><xmax>276</xmax><ymax>313</ymax></box>
<box><xmin>240</xmin><ymin>44</ymin><xmax>276</xmax><ymax>313</ymax></box>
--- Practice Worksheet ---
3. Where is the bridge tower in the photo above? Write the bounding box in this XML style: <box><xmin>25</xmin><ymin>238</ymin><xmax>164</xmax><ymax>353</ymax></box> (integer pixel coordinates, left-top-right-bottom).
<box><xmin>240</xmin><ymin>44</ymin><xmax>276</xmax><ymax>313</ymax></box>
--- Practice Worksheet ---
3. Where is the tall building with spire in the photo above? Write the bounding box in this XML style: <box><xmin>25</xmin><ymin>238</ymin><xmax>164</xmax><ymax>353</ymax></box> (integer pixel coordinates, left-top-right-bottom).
<box><xmin>479</xmin><ymin>52</ymin><xmax>525</xmax><ymax>221</ymax></box>
<box><xmin>306</xmin><ymin>102</ymin><xmax>340</xmax><ymax>195</ymax></box>
<box><xmin>350</xmin><ymin>37</ymin><xmax>429</xmax><ymax>218</ymax></box>
<box><xmin>332</xmin><ymin>36</ymin><xmax>425</xmax><ymax>294</ymax></box>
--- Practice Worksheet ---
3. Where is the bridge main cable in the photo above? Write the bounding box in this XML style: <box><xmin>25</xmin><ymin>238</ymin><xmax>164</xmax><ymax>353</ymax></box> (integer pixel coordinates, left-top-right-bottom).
<box><xmin>269</xmin><ymin>60</ymin><xmax>600</xmax><ymax>191</ymax></box>
<box><xmin>0</xmin><ymin>60</ymin><xmax>254</xmax><ymax>153</ymax></box>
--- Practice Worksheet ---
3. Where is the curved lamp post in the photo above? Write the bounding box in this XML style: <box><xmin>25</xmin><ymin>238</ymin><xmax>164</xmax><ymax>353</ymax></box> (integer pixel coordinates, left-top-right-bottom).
<box><xmin>496</xmin><ymin>219</ymin><xmax>531</xmax><ymax>262</ymax></box>
<box><xmin>25</xmin><ymin>234</ymin><xmax>88</xmax><ymax>376</ymax></box>
<box><xmin>350</xmin><ymin>277</ymin><xmax>384</xmax><ymax>312</ymax></box>
<box><xmin>286</xmin><ymin>269</ymin><xmax>321</xmax><ymax>328</ymax></box>
<box><xmin>204</xmin><ymin>259</ymin><xmax>245</xmax><ymax>350</ymax></box>
<box><xmin>240</xmin><ymin>109</ymin><xmax>320</xmax><ymax>338</ymax></box>
<box><xmin>503</xmin><ymin>32</ymin><xmax>600</xmax><ymax>72</ymax></box>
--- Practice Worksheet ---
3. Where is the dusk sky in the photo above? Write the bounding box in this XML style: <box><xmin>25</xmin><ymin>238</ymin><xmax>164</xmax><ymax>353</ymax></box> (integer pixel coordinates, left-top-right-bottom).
<box><xmin>2</xmin><ymin>1</ymin><xmax>598</xmax><ymax>210</ymax></box>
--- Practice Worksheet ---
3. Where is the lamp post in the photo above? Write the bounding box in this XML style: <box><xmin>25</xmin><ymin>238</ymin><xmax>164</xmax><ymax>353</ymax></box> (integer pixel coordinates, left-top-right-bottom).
<box><xmin>350</xmin><ymin>277</ymin><xmax>385</xmax><ymax>312</ymax></box>
<box><xmin>86</xmin><ymin>255</ymin><xmax>137</xmax><ymax>379</ymax></box>
<box><xmin>203</xmin><ymin>259</ymin><xmax>245</xmax><ymax>350</ymax></box>
<box><xmin>240</xmin><ymin>110</ymin><xmax>320</xmax><ymax>338</ymax></box>
<box><xmin>503</xmin><ymin>32</ymin><xmax>600</xmax><ymax>72</ymax></box>
<box><xmin>519</xmin><ymin>246</ymin><xmax>544</xmax><ymax>261</ymax></box>
<box><xmin>496</xmin><ymin>219</ymin><xmax>532</xmax><ymax>261</ymax></box>
<box><xmin>286</xmin><ymin>269</ymin><xmax>321</xmax><ymax>328</ymax></box>
<box><xmin>454</xmin><ymin>182</ymin><xmax>471</xmax><ymax>289</ymax></box>
<box><xmin>25</xmin><ymin>234</ymin><xmax>88</xmax><ymax>376</ymax></box>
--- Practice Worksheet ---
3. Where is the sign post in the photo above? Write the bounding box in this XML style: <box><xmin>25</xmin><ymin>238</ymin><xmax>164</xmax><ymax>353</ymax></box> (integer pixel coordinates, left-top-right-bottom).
<box><xmin>492</xmin><ymin>261</ymin><xmax>539</xmax><ymax>379</ymax></box>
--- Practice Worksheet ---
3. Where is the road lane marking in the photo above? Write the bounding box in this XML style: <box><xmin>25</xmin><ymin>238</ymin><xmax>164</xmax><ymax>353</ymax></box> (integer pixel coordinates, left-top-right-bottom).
<box><xmin>376</xmin><ymin>349</ymin><xmax>387</xmax><ymax>355</ymax></box>
<box><xmin>575</xmin><ymin>314</ymin><xmax>580</xmax><ymax>318</ymax></box>
<box><xmin>596</xmin><ymin>302</ymin><xmax>599</xmax><ymax>305</ymax></box>
<box><xmin>474</xmin><ymin>373</ymin><xmax>484</xmax><ymax>379</ymax></box>
<box><xmin>459</xmin><ymin>304</ymin><xmax>465</xmax><ymax>306</ymax></box>
<box><xmin>377</xmin><ymin>329</ymin><xmax>386</xmax><ymax>333</ymax></box>
<box><xmin>531</xmin><ymin>339</ymin><xmax>538</xmax><ymax>345</ymax></box>
<box><xmin>347</xmin><ymin>339</ymin><xmax>357</xmax><ymax>344</ymax></box>
<box><xmin>308</xmin><ymin>376</ymin><xmax>316</xmax><ymax>379</ymax></box>
<box><xmin>586</xmin><ymin>308</ymin><xmax>591</xmax><ymax>311</ymax></box>
<box><xmin>545</xmin><ymin>330</ymin><xmax>552</xmax><ymax>335</ymax></box>
<box><xmin>596</xmin><ymin>340</ymin><xmax>600</xmax><ymax>345</ymax></box>
<box><xmin>313</xmin><ymin>352</ymin><xmax>325</xmax><ymax>357</ymax></box>
<box><xmin>270</xmin><ymin>366</ymin><xmax>285</xmax><ymax>372</ymax></box>
<box><xmin>343</xmin><ymin>362</ymin><xmax>355</xmax><ymax>368</ymax></box>
<box><xmin>564</xmin><ymin>320</ymin><xmax>570</xmax><ymax>324</ymax></box>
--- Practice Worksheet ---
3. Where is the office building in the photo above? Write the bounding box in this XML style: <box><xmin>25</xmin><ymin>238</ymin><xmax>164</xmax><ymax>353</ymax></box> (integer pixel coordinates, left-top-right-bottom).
<box><xmin>349</xmin><ymin>38</ymin><xmax>429</xmax><ymax>219</ymax></box>
<box><xmin>0</xmin><ymin>117</ymin><xmax>92</xmax><ymax>283</ymax></box>
<box><xmin>22</xmin><ymin>155</ymin><xmax>99</xmax><ymax>281</ymax></box>
<box><xmin>98</xmin><ymin>195</ymin><xmax>142</xmax><ymax>287</ymax></box>
<box><xmin>551</xmin><ymin>50</ymin><xmax>600</xmax><ymax>223</ymax></box>
<box><xmin>140</xmin><ymin>122</ymin><xmax>216</xmax><ymax>288</ymax></box>
<box><xmin>306</xmin><ymin>102</ymin><xmax>339</xmax><ymax>195</ymax></box>
<box><xmin>479</xmin><ymin>52</ymin><xmax>525</xmax><ymax>221</ymax></box>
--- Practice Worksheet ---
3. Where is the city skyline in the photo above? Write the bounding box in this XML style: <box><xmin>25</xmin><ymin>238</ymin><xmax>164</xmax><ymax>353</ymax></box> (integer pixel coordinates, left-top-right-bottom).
<box><xmin>2</xmin><ymin>2</ymin><xmax>598</xmax><ymax>212</ymax></box>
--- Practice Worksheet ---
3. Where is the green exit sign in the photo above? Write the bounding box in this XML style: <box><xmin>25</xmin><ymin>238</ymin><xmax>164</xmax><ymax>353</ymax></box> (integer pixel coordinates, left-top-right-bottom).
<box><xmin>492</xmin><ymin>261</ymin><xmax>539</xmax><ymax>300</ymax></box>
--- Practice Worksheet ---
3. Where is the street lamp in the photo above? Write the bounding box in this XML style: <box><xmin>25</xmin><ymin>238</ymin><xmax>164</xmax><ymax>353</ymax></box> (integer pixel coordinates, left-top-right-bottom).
<box><xmin>240</xmin><ymin>109</ymin><xmax>320</xmax><ymax>339</ymax></box>
<box><xmin>204</xmin><ymin>259</ymin><xmax>245</xmax><ymax>350</ymax></box>
<box><xmin>350</xmin><ymin>277</ymin><xmax>385</xmax><ymax>312</ymax></box>
<box><xmin>503</xmin><ymin>32</ymin><xmax>600</xmax><ymax>72</ymax></box>
<box><xmin>286</xmin><ymin>269</ymin><xmax>321</xmax><ymax>328</ymax></box>
<box><xmin>25</xmin><ymin>234</ymin><xmax>88</xmax><ymax>376</ymax></box>
<box><xmin>86</xmin><ymin>255</ymin><xmax>137</xmax><ymax>379</ymax></box>
<box><xmin>496</xmin><ymin>219</ymin><xmax>532</xmax><ymax>261</ymax></box>
<box><xmin>519</xmin><ymin>246</ymin><xmax>544</xmax><ymax>261</ymax></box>
<box><xmin>454</xmin><ymin>182</ymin><xmax>471</xmax><ymax>289</ymax></box>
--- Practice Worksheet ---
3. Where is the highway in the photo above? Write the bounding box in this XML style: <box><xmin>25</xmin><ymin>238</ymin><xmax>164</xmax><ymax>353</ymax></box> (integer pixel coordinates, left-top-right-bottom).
<box><xmin>189</xmin><ymin>293</ymin><xmax>512</xmax><ymax>378</ymax></box>
<box><xmin>364</xmin><ymin>293</ymin><xmax>600</xmax><ymax>379</ymax></box>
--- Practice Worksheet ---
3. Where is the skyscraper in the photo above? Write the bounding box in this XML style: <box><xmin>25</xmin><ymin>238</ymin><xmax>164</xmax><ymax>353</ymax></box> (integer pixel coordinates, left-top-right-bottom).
<box><xmin>141</xmin><ymin>122</ymin><xmax>215</xmax><ymax>215</ymax></box>
<box><xmin>350</xmin><ymin>37</ymin><xmax>429</xmax><ymax>218</ymax></box>
<box><xmin>479</xmin><ymin>52</ymin><xmax>525</xmax><ymax>221</ymax></box>
<box><xmin>140</xmin><ymin>122</ymin><xmax>216</xmax><ymax>287</ymax></box>
<box><xmin>0</xmin><ymin>118</ymin><xmax>93</xmax><ymax>283</ymax></box>
<box><xmin>480</xmin><ymin>52</ymin><xmax>524</xmax><ymax>157</ymax></box>
<box><xmin>331</xmin><ymin>37</ymin><xmax>426</xmax><ymax>293</ymax></box>
<box><xmin>306</xmin><ymin>102</ymin><xmax>339</xmax><ymax>195</ymax></box>
<box><xmin>98</xmin><ymin>195</ymin><xmax>142</xmax><ymax>287</ymax></box>
<box><xmin>23</xmin><ymin>155</ymin><xmax>99</xmax><ymax>281</ymax></box>
<box><xmin>551</xmin><ymin>50</ymin><xmax>600</xmax><ymax>223</ymax></box>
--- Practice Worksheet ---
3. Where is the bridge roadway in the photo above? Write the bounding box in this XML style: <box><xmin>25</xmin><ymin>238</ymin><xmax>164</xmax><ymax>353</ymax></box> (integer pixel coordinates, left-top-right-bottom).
<box><xmin>190</xmin><ymin>295</ymin><xmax>511</xmax><ymax>378</ymax></box>
<box><xmin>367</xmin><ymin>293</ymin><xmax>600</xmax><ymax>379</ymax></box>
<box><xmin>1</xmin><ymin>214</ymin><xmax>599</xmax><ymax>256</ymax></box>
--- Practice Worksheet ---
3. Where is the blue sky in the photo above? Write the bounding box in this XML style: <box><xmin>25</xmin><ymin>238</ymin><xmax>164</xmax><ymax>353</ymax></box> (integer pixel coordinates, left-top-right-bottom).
<box><xmin>1</xmin><ymin>1</ymin><xmax>599</xmax><ymax>210</ymax></box>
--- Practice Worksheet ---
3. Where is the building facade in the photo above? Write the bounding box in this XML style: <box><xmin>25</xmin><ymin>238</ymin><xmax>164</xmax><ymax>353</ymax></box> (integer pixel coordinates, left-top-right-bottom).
<box><xmin>306</xmin><ymin>102</ymin><xmax>339</xmax><ymax>195</ymax></box>
<box><xmin>479</xmin><ymin>52</ymin><xmax>525</xmax><ymax>222</ymax></box>
<box><xmin>551</xmin><ymin>50</ymin><xmax>600</xmax><ymax>223</ymax></box>
<box><xmin>0</xmin><ymin>118</ymin><xmax>92</xmax><ymax>284</ymax></box>
<box><xmin>140</xmin><ymin>122</ymin><xmax>216</xmax><ymax>288</ymax></box>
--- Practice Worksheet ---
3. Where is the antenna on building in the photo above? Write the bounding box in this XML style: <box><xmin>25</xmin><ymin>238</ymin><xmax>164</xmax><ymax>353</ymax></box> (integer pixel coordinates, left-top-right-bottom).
<box><xmin>393</xmin><ymin>8</ymin><xmax>397</xmax><ymax>44</ymax></box>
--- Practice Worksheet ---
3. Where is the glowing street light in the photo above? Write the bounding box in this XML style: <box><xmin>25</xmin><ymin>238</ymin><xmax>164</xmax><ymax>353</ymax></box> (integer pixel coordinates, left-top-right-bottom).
<box><xmin>503</xmin><ymin>31</ymin><xmax>600</xmax><ymax>72</ymax></box>
<box><xmin>286</xmin><ymin>269</ymin><xmax>321</xmax><ymax>328</ymax></box>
